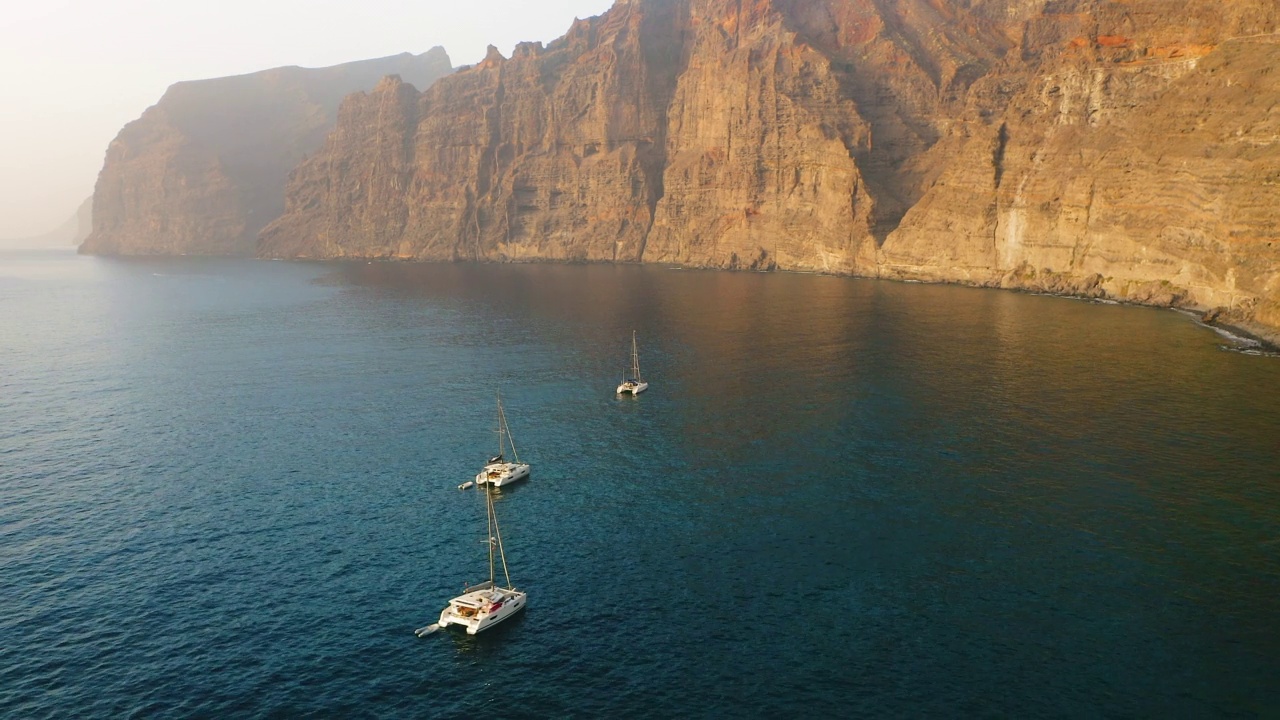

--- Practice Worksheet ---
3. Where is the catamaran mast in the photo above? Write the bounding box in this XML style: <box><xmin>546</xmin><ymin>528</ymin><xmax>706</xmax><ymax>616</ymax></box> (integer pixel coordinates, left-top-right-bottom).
<box><xmin>486</xmin><ymin>392</ymin><xmax>515</xmax><ymax>589</ymax></box>
<box><xmin>486</xmin><ymin>477</ymin><xmax>495</xmax><ymax>585</ymax></box>
<box><xmin>495</xmin><ymin>391</ymin><xmax>504</xmax><ymax>459</ymax></box>
<box><xmin>497</xmin><ymin>393</ymin><xmax>520</xmax><ymax>463</ymax></box>
<box><xmin>489</xmin><ymin>483</ymin><xmax>512</xmax><ymax>589</ymax></box>
<box><xmin>631</xmin><ymin>330</ymin><xmax>642</xmax><ymax>382</ymax></box>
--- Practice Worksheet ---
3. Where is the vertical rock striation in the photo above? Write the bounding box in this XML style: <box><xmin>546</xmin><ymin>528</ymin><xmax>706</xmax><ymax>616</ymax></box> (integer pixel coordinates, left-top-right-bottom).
<box><xmin>81</xmin><ymin>49</ymin><xmax>453</xmax><ymax>256</ymax></box>
<box><xmin>104</xmin><ymin>0</ymin><xmax>1280</xmax><ymax>340</ymax></box>
<box><xmin>262</xmin><ymin>3</ymin><xmax>689</xmax><ymax>262</ymax></box>
<box><xmin>877</xmin><ymin>1</ymin><xmax>1280</xmax><ymax>337</ymax></box>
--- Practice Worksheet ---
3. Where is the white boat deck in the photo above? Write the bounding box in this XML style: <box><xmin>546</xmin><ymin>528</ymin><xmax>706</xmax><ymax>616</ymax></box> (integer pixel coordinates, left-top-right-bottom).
<box><xmin>439</xmin><ymin>583</ymin><xmax>527</xmax><ymax>634</ymax></box>
<box><xmin>477</xmin><ymin>460</ymin><xmax>530</xmax><ymax>486</ymax></box>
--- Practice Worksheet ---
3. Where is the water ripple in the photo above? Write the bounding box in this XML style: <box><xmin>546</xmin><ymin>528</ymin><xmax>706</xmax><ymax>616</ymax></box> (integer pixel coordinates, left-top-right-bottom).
<box><xmin>1</xmin><ymin>253</ymin><xmax>1278</xmax><ymax>717</ymax></box>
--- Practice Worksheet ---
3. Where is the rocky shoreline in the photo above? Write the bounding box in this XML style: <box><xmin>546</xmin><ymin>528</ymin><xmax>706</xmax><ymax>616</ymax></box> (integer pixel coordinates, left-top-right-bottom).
<box><xmin>1182</xmin><ymin>310</ymin><xmax>1280</xmax><ymax>355</ymax></box>
<box><xmin>83</xmin><ymin>0</ymin><xmax>1280</xmax><ymax>344</ymax></box>
<box><xmin>889</xmin><ymin>271</ymin><xmax>1280</xmax><ymax>353</ymax></box>
<box><xmin>923</xmin><ymin>264</ymin><xmax>1280</xmax><ymax>352</ymax></box>
<box><xmin>290</xmin><ymin>251</ymin><xmax>1280</xmax><ymax>353</ymax></box>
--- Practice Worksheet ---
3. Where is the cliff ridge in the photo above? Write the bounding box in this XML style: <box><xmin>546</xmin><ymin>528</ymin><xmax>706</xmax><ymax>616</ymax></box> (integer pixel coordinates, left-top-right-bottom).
<box><xmin>92</xmin><ymin>1</ymin><xmax>1280</xmax><ymax>342</ymax></box>
<box><xmin>81</xmin><ymin>48</ymin><xmax>453</xmax><ymax>256</ymax></box>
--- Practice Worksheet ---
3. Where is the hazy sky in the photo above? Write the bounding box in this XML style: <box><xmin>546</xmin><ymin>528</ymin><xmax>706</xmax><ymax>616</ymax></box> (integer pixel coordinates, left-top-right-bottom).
<box><xmin>0</xmin><ymin>0</ymin><xmax>616</xmax><ymax>238</ymax></box>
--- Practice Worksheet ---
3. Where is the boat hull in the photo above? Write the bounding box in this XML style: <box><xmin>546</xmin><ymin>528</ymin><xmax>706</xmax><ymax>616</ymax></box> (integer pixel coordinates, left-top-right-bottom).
<box><xmin>476</xmin><ymin>461</ymin><xmax>530</xmax><ymax>487</ymax></box>
<box><xmin>616</xmin><ymin>381</ymin><xmax>648</xmax><ymax>395</ymax></box>
<box><xmin>438</xmin><ymin>586</ymin><xmax>527</xmax><ymax>635</ymax></box>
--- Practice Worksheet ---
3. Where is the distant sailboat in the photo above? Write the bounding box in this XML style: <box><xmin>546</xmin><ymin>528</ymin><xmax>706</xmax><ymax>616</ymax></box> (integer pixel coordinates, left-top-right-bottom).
<box><xmin>416</xmin><ymin>470</ymin><xmax>527</xmax><ymax>637</ymax></box>
<box><xmin>616</xmin><ymin>331</ymin><xmax>649</xmax><ymax>395</ymax></box>
<box><xmin>475</xmin><ymin>392</ymin><xmax>530</xmax><ymax>487</ymax></box>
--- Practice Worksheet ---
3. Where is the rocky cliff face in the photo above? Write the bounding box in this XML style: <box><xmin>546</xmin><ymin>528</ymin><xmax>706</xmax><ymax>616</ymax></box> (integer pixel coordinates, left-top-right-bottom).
<box><xmin>239</xmin><ymin>2</ymin><xmax>1280</xmax><ymax>341</ymax></box>
<box><xmin>81</xmin><ymin>49</ymin><xmax>452</xmax><ymax>256</ymax></box>
<box><xmin>261</xmin><ymin>5</ymin><xmax>687</xmax><ymax>262</ymax></box>
<box><xmin>877</xmin><ymin>1</ymin><xmax>1280</xmax><ymax>339</ymax></box>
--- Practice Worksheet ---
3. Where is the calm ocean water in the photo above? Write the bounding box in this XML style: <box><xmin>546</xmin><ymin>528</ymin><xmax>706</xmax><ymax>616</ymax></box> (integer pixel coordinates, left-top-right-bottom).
<box><xmin>2</xmin><ymin>249</ymin><xmax>1278</xmax><ymax>717</ymax></box>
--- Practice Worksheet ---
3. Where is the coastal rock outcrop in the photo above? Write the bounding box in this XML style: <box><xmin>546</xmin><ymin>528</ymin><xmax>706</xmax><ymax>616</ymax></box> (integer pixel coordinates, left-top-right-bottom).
<box><xmin>878</xmin><ymin>2</ymin><xmax>1280</xmax><ymax>341</ymax></box>
<box><xmin>102</xmin><ymin>1</ymin><xmax>1280</xmax><ymax>342</ymax></box>
<box><xmin>261</xmin><ymin>5</ymin><xmax>688</xmax><ymax>262</ymax></box>
<box><xmin>81</xmin><ymin>49</ymin><xmax>453</xmax><ymax>256</ymax></box>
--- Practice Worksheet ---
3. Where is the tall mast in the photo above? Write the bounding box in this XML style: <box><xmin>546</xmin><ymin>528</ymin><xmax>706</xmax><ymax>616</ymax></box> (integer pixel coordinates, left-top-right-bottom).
<box><xmin>486</xmin><ymin>478</ymin><xmax>495</xmax><ymax>585</ymax></box>
<box><xmin>490</xmin><ymin>484</ymin><xmax>512</xmax><ymax>589</ymax></box>
<box><xmin>485</xmin><ymin>391</ymin><xmax>515</xmax><ymax>589</ymax></box>
<box><xmin>631</xmin><ymin>330</ymin><xmax>642</xmax><ymax>382</ymax></box>
<box><xmin>498</xmin><ymin>393</ymin><xmax>520</xmax><ymax>463</ymax></box>
<box><xmin>495</xmin><ymin>391</ymin><xmax>504</xmax><ymax>458</ymax></box>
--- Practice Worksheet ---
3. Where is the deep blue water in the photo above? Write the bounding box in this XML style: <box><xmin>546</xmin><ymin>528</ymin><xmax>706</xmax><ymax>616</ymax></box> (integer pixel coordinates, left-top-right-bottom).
<box><xmin>2</xmin><ymin>249</ymin><xmax>1278</xmax><ymax>717</ymax></box>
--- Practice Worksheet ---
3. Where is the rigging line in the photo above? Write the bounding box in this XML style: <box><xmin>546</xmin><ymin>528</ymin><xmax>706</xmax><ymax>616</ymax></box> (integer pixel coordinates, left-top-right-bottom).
<box><xmin>486</xmin><ymin>480</ymin><xmax>495</xmax><ymax>586</ymax></box>
<box><xmin>490</xmin><ymin>481</ymin><xmax>513</xmax><ymax>589</ymax></box>
<box><xmin>500</xmin><ymin>392</ymin><xmax>520</xmax><ymax>463</ymax></box>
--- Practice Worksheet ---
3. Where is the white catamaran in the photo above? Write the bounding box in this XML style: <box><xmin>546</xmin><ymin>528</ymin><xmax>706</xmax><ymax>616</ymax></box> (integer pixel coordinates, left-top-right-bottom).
<box><xmin>416</xmin><ymin>476</ymin><xmax>527</xmax><ymax>637</ymax></box>
<box><xmin>475</xmin><ymin>393</ymin><xmax>530</xmax><ymax>487</ymax></box>
<box><xmin>616</xmin><ymin>330</ymin><xmax>649</xmax><ymax>395</ymax></box>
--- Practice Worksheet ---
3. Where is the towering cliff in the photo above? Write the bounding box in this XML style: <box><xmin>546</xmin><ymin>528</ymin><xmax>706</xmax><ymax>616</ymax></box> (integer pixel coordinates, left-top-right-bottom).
<box><xmin>111</xmin><ymin>1</ymin><xmax>1280</xmax><ymax>340</ymax></box>
<box><xmin>875</xmin><ymin>1</ymin><xmax>1280</xmax><ymax>337</ymax></box>
<box><xmin>81</xmin><ymin>48</ymin><xmax>452</xmax><ymax>256</ymax></box>
<box><xmin>260</xmin><ymin>0</ymin><xmax>1280</xmax><ymax>339</ymax></box>
<box><xmin>261</xmin><ymin>5</ymin><xmax>688</xmax><ymax>262</ymax></box>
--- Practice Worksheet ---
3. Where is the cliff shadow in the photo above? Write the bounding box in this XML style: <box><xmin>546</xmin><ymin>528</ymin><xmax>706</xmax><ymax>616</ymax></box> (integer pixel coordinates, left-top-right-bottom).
<box><xmin>777</xmin><ymin>0</ymin><xmax>1004</xmax><ymax>245</ymax></box>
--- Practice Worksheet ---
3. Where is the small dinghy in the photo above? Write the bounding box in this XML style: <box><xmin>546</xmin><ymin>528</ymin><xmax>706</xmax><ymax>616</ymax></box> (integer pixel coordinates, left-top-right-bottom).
<box><xmin>458</xmin><ymin>481</ymin><xmax>474</xmax><ymax>490</ymax></box>
<box><xmin>415</xmin><ymin>623</ymin><xmax>441</xmax><ymax>637</ymax></box>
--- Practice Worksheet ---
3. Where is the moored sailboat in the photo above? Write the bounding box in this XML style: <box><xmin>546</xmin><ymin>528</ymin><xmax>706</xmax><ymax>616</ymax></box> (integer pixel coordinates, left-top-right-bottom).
<box><xmin>616</xmin><ymin>330</ymin><xmax>649</xmax><ymax>395</ymax></box>
<box><xmin>476</xmin><ymin>392</ymin><xmax>530</xmax><ymax>486</ymax></box>
<box><xmin>417</xmin><ymin>473</ymin><xmax>527</xmax><ymax>637</ymax></box>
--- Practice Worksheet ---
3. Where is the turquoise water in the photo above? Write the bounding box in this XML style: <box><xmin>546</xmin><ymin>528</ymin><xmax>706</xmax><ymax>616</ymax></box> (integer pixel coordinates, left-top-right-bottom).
<box><xmin>2</xmin><ymin>250</ymin><xmax>1278</xmax><ymax>717</ymax></box>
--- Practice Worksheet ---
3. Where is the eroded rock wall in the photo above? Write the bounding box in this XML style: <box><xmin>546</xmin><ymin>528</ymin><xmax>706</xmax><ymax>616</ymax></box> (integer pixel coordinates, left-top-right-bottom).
<box><xmin>114</xmin><ymin>0</ymin><xmax>1280</xmax><ymax>340</ymax></box>
<box><xmin>879</xmin><ymin>2</ymin><xmax>1280</xmax><ymax>339</ymax></box>
<box><xmin>261</xmin><ymin>3</ymin><xmax>687</xmax><ymax>262</ymax></box>
<box><xmin>81</xmin><ymin>49</ymin><xmax>453</xmax><ymax>256</ymax></box>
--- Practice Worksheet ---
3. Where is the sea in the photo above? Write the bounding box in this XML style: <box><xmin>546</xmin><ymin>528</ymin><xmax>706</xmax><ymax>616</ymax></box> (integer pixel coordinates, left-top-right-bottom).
<box><xmin>2</xmin><ymin>249</ymin><xmax>1278</xmax><ymax>717</ymax></box>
